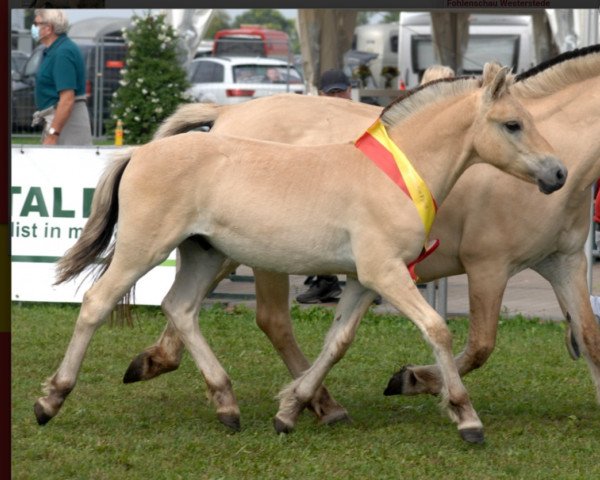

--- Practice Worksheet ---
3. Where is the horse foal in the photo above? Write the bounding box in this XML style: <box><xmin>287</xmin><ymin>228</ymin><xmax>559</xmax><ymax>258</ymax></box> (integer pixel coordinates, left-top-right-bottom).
<box><xmin>36</xmin><ymin>64</ymin><xmax>565</xmax><ymax>444</ymax></box>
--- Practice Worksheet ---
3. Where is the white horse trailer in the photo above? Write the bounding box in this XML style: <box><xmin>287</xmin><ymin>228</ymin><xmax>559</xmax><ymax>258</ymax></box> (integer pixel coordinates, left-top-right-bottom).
<box><xmin>398</xmin><ymin>12</ymin><xmax>534</xmax><ymax>87</ymax></box>
<box><xmin>353</xmin><ymin>22</ymin><xmax>399</xmax><ymax>88</ymax></box>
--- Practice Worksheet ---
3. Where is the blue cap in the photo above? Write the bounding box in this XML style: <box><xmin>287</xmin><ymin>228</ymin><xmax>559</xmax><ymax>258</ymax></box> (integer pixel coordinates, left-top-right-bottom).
<box><xmin>320</xmin><ymin>69</ymin><xmax>350</xmax><ymax>93</ymax></box>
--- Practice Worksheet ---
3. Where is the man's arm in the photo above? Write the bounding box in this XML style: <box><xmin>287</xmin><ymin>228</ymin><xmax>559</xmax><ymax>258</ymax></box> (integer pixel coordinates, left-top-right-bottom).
<box><xmin>43</xmin><ymin>89</ymin><xmax>75</xmax><ymax>145</ymax></box>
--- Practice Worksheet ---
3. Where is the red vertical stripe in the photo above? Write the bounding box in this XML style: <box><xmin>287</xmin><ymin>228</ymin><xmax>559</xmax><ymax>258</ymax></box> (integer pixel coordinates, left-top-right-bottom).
<box><xmin>355</xmin><ymin>130</ymin><xmax>440</xmax><ymax>282</ymax></box>
<box><xmin>355</xmin><ymin>132</ymin><xmax>412</xmax><ymax>199</ymax></box>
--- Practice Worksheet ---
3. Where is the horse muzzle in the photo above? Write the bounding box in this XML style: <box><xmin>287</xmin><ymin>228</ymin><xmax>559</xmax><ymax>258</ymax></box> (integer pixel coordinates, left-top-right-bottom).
<box><xmin>536</xmin><ymin>157</ymin><xmax>567</xmax><ymax>194</ymax></box>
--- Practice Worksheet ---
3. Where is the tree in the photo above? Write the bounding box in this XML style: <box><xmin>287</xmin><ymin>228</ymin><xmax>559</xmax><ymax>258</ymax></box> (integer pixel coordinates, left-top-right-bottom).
<box><xmin>233</xmin><ymin>9</ymin><xmax>300</xmax><ymax>55</ymax></box>
<box><xmin>233</xmin><ymin>9</ymin><xmax>290</xmax><ymax>31</ymax></box>
<box><xmin>356</xmin><ymin>10</ymin><xmax>400</xmax><ymax>25</ymax></box>
<box><xmin>379</xmin><ymin>11</ymin><xmax>400</xmax><ymax>24</ymax></box>
<box><xmin>108</xmin><ymin>12</ymin><xmax>190</xmax><ymax>145</ymax></box>
<box><xmin>204</xmin><ymin>10</ymin><xmax>232</xmax><ymax>40</ymax></box>
<box><xmin>356</xmin><ymin>11</ymin><xmax>376</xmax><ymax>26</ymax></box>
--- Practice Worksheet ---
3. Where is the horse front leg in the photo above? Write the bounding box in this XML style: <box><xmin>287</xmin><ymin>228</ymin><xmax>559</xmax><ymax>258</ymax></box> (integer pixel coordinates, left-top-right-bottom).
<box><xmin>535</xmin><ymin>252</ymin><xmax>600</xmax><ymax>404</ymax></box>
<box><xmin>274</xmin><ymin>277</ymin><xmax>376</xmax><ymax>433</ymax></box>
<box><xmin>385</xmin><ymin>262</ymin><xmax>508</xmax><ymax>397</ymax></box>
<box><xmin>366</xmin><ymin>260</ymin><xmax>483</xmax><ymax>443</ymax></box>
<box><xmin>123</xmin><ymin>256</ymin><xmax>240</xmax><ymax>383</ymax></box>
<box><xmin>253</xmin><ymin>268</ymin><xmax>349</xmax><ymax>425</ymax></box>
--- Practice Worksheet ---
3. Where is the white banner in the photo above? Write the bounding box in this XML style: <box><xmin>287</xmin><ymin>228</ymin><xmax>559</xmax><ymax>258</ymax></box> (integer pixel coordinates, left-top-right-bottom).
<box><xmin>11</xmin><ymin>146</ymin><xmax>176</xmax><ymax>305</ymax></box>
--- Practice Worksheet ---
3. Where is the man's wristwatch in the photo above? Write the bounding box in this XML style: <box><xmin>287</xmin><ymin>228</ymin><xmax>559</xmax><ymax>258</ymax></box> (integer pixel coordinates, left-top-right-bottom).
<box><xmin>48</xmin><ymin>127</ymin><xmax>60</xmax><ymax>136</ymax></box>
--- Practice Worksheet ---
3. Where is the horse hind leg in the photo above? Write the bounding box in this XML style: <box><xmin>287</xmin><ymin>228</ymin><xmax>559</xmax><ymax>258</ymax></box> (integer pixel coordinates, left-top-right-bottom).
<box><xmin>123</xmin><ymin>321</ymin><xmax>184</xmax><ymax>383</ymax></box>
<box><xmin>123</xmin><ymin>257</ymin><xmax>240</xmax><ymax>383</ymax></box>
<box><xmin>34</xmin><ymin>240</ymin><xmax>172</xmax><ymax>425</ymax></box>
<box><xmin>159</xmin><ymin>238</ymin><xmax>241</xmax><ymax>431</ymax></box>
<box><xmin>535</xmin><ymin>254</ymin><xmax>600</xmax><ymax>404</ymax></box>
<box><xmin>385</xmin><ymin>262</ymin><xmax>508</xmax><ymax>397</ymax></box>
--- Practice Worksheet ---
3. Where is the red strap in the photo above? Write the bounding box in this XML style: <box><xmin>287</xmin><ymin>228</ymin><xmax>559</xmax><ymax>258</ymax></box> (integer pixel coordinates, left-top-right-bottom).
<box><xmin>408</xmin><ymin>239</ymin><xmax>440</xmax><ymax>282</ymax></box>
<box><xmin>355</xmin><ymin>128</ymin><xmax>441</xmax><ymax>283</ymax></box>
<box><xmin>355</xmin><ymin>131</ymin><xmax>412</xmax><ymax>199</ymax></box>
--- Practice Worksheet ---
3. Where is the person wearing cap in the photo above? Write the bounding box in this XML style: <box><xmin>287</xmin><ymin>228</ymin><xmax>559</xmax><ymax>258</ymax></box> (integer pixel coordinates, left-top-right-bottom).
<box><xmin>31</xmin><ymin>8</ymin><xmax>92</xmax><ymax>146</ymax></box>
<box><xmin>318</xmin><ymin>68</ymin><xmax>352</xmax><ymax>99</ymax></box>
<box><xmin>295</xmin><ymin>69</ymin><xmax>352</xmax><ymax>304</ymax></box>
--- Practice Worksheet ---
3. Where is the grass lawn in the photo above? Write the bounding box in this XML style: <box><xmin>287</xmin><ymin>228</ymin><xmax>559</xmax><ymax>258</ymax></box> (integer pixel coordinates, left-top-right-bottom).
<box><xmin>11</xmin><ymin>135</ymin><xmax>115</xmax><ymax>146</ymax></box>
<box><xmin>11</xmin><ymin>303</ymin><xmax>600</xmax><ymax>479</ymax></box>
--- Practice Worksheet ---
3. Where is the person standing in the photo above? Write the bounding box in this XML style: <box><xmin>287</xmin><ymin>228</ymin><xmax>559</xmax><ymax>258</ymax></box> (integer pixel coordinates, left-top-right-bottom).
<box><xmin>317</xmin><ymin>68</ymin><xmax>353</xmax><ymax>99</ymax></box>
<box><xmin>295</xmin><ymin>69</ymin><xmax>352</xmax><ymax>304</ymax></box>
<box><xmin>31</xmin><ymin>9</ymin><xmax>92</xmax><ymax>146</ymax></box>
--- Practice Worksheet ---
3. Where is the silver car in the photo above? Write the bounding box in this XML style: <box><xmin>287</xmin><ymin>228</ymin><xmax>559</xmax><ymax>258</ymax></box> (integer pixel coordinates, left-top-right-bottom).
<box><xmin>186</xmin><ymin>56</ymin><xmax>305</xmax><ymax>104</ymax></box>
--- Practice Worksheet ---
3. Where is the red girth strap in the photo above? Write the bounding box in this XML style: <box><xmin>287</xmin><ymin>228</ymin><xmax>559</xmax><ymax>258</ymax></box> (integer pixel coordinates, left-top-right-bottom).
<box><xmin>408</xmin><ymin>239</ymin><xmax>440</xmax><ymax>282</ymax></box>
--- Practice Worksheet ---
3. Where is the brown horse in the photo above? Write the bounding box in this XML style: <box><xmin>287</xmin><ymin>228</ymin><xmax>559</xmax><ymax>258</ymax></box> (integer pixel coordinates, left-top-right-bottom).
<box><xmin>127</xmin><ymin>46</ymin><xmax>600</xmax><ymax>422</ymax></box>
<box><xmin>36</xmin><ymin>64</ymin><xmax>564</xmax><ymax>443</ymax></box>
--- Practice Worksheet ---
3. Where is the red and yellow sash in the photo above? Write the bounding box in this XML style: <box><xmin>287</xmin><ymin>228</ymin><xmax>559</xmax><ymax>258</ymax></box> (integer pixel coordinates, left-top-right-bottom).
<box><xmin>355</xmin><ymin>119</ymin><xmax>439</xmax><ymax>281</ymax></box>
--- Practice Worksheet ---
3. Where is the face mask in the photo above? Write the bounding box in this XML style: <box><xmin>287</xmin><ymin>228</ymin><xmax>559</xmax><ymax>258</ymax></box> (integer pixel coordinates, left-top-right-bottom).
<box><xmin>31</xmin><ymin>24</ymin><xmax>40</xmax><ymax>42</ymax></box>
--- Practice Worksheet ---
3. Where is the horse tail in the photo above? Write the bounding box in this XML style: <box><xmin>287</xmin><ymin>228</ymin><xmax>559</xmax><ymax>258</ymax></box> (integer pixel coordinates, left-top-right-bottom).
<box><xmin>54</xmin><ymin>148</ymin><xmax>136</xmax><ymax>285</ymax></box>
<box><xmin>153</xmin><ymin>103</ymin><xmax>222</xmax><ymax>140</ymax></box>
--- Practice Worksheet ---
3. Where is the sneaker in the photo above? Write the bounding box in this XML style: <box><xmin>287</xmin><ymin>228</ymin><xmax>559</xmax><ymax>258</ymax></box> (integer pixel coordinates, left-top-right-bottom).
<box><xmin>296</xmin><ymin>277</ymin><xmax>342</xmax><ymax>304</ymax></box>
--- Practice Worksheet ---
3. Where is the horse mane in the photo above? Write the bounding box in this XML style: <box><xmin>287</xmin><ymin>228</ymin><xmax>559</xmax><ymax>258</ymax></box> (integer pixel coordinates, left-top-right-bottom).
<box><xmin>513</xmin><ymin>44</ymin><xmax>600</xmax><ymax>98</ymax></box>
<box><xmin>381</xmin><ymin>45</ymin><xmax>600</xmax><ymax>124</ymax></box>
<box><xmin>380</xmin><ymin>76</ymin><xmax>481</xmax><ymax>128</ymax></box>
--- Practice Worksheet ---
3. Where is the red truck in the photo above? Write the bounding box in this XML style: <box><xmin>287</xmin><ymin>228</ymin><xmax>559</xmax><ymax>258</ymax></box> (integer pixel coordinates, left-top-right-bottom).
<box><xmin>213</xmin><ymin>26</ymin><xmax>290</xmax><ymax>60</ymax></box>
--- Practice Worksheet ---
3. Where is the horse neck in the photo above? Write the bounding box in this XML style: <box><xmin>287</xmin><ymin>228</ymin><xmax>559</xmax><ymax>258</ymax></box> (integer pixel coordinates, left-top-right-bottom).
<box><xmin>519</xmin><ymin>76</ymin><xmax>600</xmax><ymax>193</ymax></box>
<box><xmin>386</xmin><ymin>93</ymin><xmax>478</xmax><ymax>205</ymax></box>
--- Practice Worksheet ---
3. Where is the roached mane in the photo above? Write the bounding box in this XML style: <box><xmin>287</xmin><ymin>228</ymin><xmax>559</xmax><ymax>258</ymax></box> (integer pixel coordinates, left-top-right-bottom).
<box><xmin>513</xmin><ymin>44</ymin><xmax>600</xmax><ymax>98</ymax></box>
<box><xmin>380</xmin><ymin>76</ymin><xmax>481</xmax><ymax>128</ymax></box>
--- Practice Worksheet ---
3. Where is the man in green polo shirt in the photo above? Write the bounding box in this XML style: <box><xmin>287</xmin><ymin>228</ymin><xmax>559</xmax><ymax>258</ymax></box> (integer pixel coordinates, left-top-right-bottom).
<box><xmin>31</xmin><ymin>9</ymin><xmax>92</xmax><ymax>146</ymax></box>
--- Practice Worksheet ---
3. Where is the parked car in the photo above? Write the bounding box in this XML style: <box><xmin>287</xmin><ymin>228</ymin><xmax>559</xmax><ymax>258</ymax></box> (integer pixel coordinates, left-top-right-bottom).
<box><xmin>186</xmin><ymin>56</ymin><xmax>304</xmax><ymax>105</ymax></box>
<box><xmin>11</xmin><ymin>50</ymin><xmax>28</xmax><ymax>78</ymax></box>
<box><xmin>12</xmin><ymin>45</ymin><xmax>44</xmax><ymax>132</ymax></box>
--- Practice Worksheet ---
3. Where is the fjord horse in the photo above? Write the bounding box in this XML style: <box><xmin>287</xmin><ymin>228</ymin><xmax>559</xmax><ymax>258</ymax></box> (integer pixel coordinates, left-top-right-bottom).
<box><xmin>37</xmin><ymin>64</ymin><xmax>565</xmax><ymax>443</ymax></box>
<box><xmin>131</xmin><ymin>46</ymin><xmax>600</xmax><ymax>418</ymax></box>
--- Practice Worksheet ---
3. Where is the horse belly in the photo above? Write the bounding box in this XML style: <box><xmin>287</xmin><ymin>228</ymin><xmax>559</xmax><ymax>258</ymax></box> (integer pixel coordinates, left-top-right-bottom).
<box><xmin>206</xmin><ymin>225</ymin><xmax>357</xmax><ymax>275</ymax></box>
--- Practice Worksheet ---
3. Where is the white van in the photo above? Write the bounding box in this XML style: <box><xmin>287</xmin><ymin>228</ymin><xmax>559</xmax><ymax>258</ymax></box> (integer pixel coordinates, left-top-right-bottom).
<box><xmin>398</xmin><ymin>12</ymin><xmax>534</xmax><ymax>87</ymax></box>
<box><xmin>353</xmin><ymin>22</ymin><xmax>399</xmax><ymax>88</ymax></box>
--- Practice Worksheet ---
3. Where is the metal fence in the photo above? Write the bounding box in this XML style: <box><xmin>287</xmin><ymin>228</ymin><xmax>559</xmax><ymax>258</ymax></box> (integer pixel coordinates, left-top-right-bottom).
<box><xmin>11</xmin><ymin>32</ymin><xmax>126</xmax><ymax>139</ymax></box>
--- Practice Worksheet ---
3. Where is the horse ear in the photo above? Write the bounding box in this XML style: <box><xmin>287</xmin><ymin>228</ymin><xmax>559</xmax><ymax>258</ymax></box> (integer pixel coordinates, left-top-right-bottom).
<box><xmin>482</xmin><ymin>63</ymin><xmax>511</xmax><ymax>102</ymax></box>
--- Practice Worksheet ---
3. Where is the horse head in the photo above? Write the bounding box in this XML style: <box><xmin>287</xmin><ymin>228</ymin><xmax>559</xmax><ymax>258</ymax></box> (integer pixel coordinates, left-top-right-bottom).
<box><xmin>473</xmin><ymin>62</ymin><xmax>567</xmax><ymax>194</ymax></box>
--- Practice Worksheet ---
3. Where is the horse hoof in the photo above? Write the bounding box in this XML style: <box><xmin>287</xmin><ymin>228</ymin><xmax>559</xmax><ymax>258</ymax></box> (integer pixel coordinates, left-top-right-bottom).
<box><xmin>34</xmin><ymin>401</ymin><xmax>53</xmax><ymax>426</ymax></box>
<box><xmin>123</xmin><ymin>352</ymin><xmax>179</xmax><ymax>383</ymax></box>
<box><xmin>123</xmin><ymin>353</ymin><xmax>147</xmax><ymax>383</ymax></box>
<box><xmin>217</xmin><ymin>412</ymin><xmax>241</xmax><ymax>432</ymax></box>
<box><xmin>319</xmin><ymin>409</ymin><xmax>351</xmax><ymax>426</ymax></box>
<box><xmin>459</xmin><ymin>427</ymin><xmax>485</xmax><ymax>444</ymax></box>
<box><xmin>383</xmin><ymin>365</ymin><xmax>412</xmax><ymax>396</ymax></box>
<box><xmin>273</xmin><ymin>416</ymin><xmax>294</xmax><ymax>434</ymax></box>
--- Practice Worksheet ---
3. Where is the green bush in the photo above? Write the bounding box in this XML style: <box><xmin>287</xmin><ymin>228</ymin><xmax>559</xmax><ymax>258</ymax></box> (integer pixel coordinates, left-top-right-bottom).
<box><xmin>107</xmin><ymin>12</ymin><xmax>191</xmax><ymax>145</ymax></box>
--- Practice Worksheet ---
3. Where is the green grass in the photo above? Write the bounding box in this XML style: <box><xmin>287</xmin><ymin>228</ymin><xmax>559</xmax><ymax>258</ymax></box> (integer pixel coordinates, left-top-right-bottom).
<box><xmin>12</xmin><ymin>303</ymin><xmax>600</xmax><ymax>479</ymax></box>
<box><xmin>11</xmin><ymin>135</ymin><xmax>115</xmax><ymax>146</ymax></box>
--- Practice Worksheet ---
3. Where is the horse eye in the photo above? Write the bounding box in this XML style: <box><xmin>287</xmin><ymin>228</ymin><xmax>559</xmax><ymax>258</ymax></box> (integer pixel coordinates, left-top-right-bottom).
<box><xmin>504</xmin><ymin>121</ymin><xmax>522</xmax><ymax>133</ymax></box>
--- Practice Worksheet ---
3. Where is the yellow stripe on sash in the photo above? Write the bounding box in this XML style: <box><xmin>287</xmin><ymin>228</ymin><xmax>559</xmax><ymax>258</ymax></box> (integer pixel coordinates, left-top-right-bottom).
<box><xmin>365</xmin><ymin>120</ymin><xmax>437</xmax><ymax>235</ymax></box>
